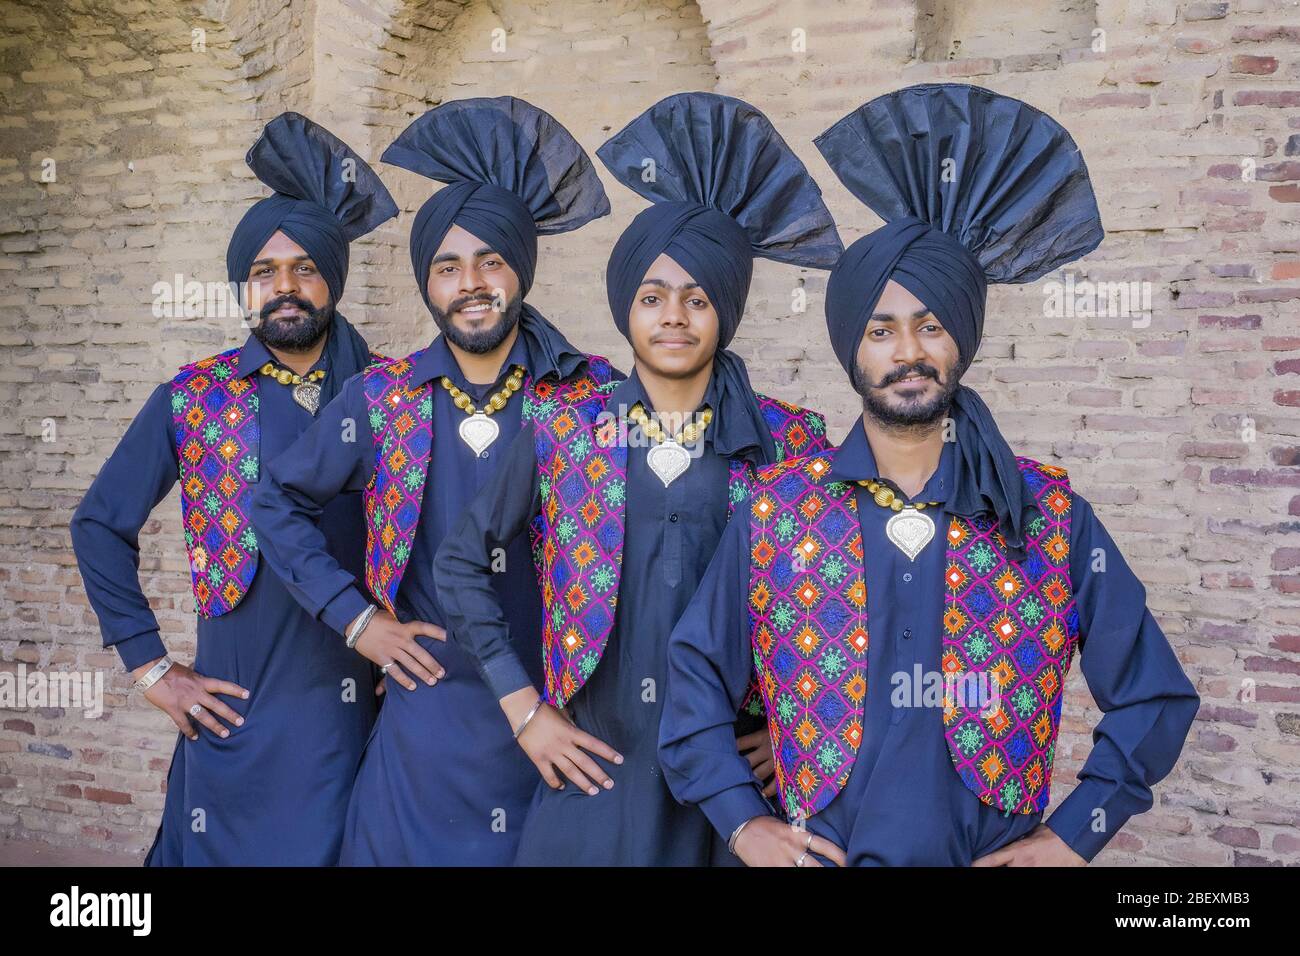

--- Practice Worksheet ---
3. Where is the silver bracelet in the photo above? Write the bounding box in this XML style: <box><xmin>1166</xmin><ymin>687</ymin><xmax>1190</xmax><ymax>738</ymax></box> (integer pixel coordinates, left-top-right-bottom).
<box><xmin>134</xmin><ymin>655</ymin><xmax>174</xmax><ymax>691</ymax></box>
<box><xmin>512</xmin><ymin>699</ymin><xmax>544</xmax><ymax>739</ymax></box>
<box><xmin>345</xmin><ymin>603</ymin><xmax>378</xmax><ymax>649</ymax></box>
<box><xmin>728</xmin><ymin>816</ymin><xmax>758</xmax><ymax>855</ymax></box>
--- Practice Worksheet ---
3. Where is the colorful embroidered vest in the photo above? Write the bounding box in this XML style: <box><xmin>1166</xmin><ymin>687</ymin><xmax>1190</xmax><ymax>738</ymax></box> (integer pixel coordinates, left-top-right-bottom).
<box><xmin>171</xmin><ymin>348</ymin><xmax>260</xmax><ymax>618</ymax></box>
<box><xmin>529</xmin><ymin>387</ymin><xmax>829</xmax><ymax>708</ymax></box>
<box><xmin>746</xmin><ymin>449</ymin><xmax>1078</xmax><ymax>820</ymax></box>
<box><xmin>361</xmin><ymin>351</ymin><xmax>615</xmax><ymax>614</ymax></box>
<box><xmin>171</xmin><ymin>347</ymin><xmax>385</xmax><ymax>619</ymax></box>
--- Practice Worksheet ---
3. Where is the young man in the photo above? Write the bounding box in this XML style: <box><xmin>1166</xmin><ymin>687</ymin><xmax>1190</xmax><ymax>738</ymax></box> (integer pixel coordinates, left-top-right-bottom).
<box><xmin>249</xmin><ymin>97</ymin><xmax>615</xmax><ymax>865</ymax></box>
<box><xmin>659</xmin><ymin>84</ymin><xmax>1200</xmax><ymax>867</ymax></box>
<box><xmin>71</xmin><ymin>114</ymin><xmax>396</xmax><ymax>865</ymax></box>
<box><xmin>435</xmin><ymin>93</ymin><xmax>843</xmax><ymax>865</ymax></box>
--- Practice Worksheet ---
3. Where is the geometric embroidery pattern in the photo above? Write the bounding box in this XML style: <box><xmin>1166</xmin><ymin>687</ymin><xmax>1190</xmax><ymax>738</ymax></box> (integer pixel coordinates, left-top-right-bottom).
<box><xmin>746</xmin><ymin>452</ymin><xmax>868</xmax><ymax>819</ymax></box>
<box><xmin>746</xmin><ymin>449</ymin><xmax>1076</xmax><ymax>820</ymax></box>
<box><xmin>361</xmin><ymin>351</ymin><xmax>615</xmax><ymax>615</ymax></box>
<box><xmin>531</xmin><ymin>384</ymin><xmax>829</xmax><ymax>710</ymax></box>
<box><xmin>941</xmin><ymin>457</ymin><xmax>1077</xmax><ymax>815</ymax></box>
<box><xmin>733</xmin><ymin>395</ymin><xmax>831</xmax><ymax>717</ymax></box>
<box><xmin>362</xmin><ymin>350</ymin><xmax>434</xmax><ymax>615</ymax></box>
<box><xmin>170</xmin><ymin>347</ymin><xmax>262</xmax><ymax>619</ymax></box>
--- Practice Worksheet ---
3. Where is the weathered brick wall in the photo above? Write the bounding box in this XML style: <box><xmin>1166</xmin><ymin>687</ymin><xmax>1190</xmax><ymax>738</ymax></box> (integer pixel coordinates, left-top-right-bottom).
<box><xmin>2</xmin><ymin>0</ymin><xmax>1296</xmax><ymax>865</ymax></box>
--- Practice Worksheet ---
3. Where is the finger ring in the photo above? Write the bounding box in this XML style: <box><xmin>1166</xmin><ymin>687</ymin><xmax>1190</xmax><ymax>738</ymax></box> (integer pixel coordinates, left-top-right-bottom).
<box><xmin>380</xmin><ymin>663</ymin><xmax>392</xmax><ymax>674</ymax></box>
<box><xmin>795</xmin><ymin>850</ymin><xmax>808</xmax><ymax>867</ymax></box>
<box><xmin>805</xmin><ymin>831</ymin><xmax>813</xmax><ymax>850</ymax></box>
<box><xmin>188</xmin><ymin>703</ymin><xmax>202</xmax><ymax>717</ymax></box>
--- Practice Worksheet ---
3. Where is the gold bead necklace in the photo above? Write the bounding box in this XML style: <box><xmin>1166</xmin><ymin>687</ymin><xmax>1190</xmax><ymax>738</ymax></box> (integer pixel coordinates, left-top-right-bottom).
<box><xmin>627</xmin><ymin>402</ymin><xmax>713</xmax><ymax>487</ymax></box>
<box><xmin>259</xmin><ymin>362</ymin><xmax>327</xmax><ymax>414</ymax></box>
<box><xmin>856</xmin><ymin>478</ymin><xmax>940</xmax><ymax>561</ymax></box>
<box><xmin>627</xmin><ymin>402</ymin><xmax>713</xmax><ymax>444</ymax></box>
<box><xmin>856</xmin><ymin>478</ymin><xmax>939</xmax><ymax>513</ymax></box>
<box><xmin>439</xmin><ymin>364</ymin><xmax>525</xmax><ymax>455</ymax></box>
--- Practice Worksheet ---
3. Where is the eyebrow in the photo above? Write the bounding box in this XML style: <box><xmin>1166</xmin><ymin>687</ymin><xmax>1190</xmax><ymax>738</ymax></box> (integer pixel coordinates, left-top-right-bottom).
<box><xmin>430</xmin><ymin>246</ymin><xmax>497</xmax><ymax>267</ymax></box>
<box><xmin>250</xmin><ymin>254</ymin><xmax>314</xmax><ymax>268</ymax></box>
<box><xmin>639</xmin><ymin>278</ymin><xmax>703</xmax><ymax>292</ymax></box>
<box><xmin>869</xmin><ymin>309</ymin><xmax>933</xmax><ymax>322</ymax></box>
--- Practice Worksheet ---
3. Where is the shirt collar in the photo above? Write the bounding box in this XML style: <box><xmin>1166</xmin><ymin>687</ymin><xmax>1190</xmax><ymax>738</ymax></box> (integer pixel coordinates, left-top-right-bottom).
<box><xmin>237</xmin><ymin>333</ymin><xmax>329</xmax><ymax>380</ymax></box>
<box><xmin>409</xmin><ymin>329</ymin><xmax>531</xmax><ymax>389</ymax></box>
<box><xmin>608</xmin><ymin>367</ymin><xmax>726</xmax><ymax>452</ymax></box>
<box><xmin>827</xmin><ymin>414</ymin><xmax>957</xmax><ymax>506</ymax></box>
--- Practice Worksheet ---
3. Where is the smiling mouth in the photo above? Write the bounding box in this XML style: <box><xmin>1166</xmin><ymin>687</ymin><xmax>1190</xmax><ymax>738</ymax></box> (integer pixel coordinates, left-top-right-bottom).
<box><xmin>458</xmin><ymin>301</ymin><xmax>495</xmax><ymax>316</ymax></box>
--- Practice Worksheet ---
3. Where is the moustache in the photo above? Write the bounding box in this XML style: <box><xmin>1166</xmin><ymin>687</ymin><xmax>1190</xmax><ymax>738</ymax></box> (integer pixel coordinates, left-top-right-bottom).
<box><xmin>876</xmin><ymin>362</ymin><xmax>940</xmax><ymax>389</ymax></box>
<box><xmin>260</xmin><ymin>294</ymin><xmax>316</xmax><ymax>320</ymax></box>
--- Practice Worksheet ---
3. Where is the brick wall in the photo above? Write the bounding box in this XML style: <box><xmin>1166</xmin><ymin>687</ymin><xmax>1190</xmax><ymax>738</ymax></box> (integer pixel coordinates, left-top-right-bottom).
<box><xmin>1</xmin><ymin>0</ymin><xmax>1296</xmax><ymax>864</ymax></box>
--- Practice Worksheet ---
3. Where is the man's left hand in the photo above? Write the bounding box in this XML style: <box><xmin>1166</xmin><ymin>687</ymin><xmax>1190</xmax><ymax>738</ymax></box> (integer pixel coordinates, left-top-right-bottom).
<box><xmin>971</xmin><ymin>824</ymin><xmax>1087</xmax><ymax>867</ymax></box>
<box><xmin>737</xmin><ymin>729</ymin><xmax>777</xmax><ymax>797</ymax></box>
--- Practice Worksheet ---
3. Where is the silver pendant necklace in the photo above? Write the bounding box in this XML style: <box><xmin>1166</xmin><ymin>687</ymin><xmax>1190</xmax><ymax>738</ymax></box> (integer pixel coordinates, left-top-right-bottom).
<box><xmin>440</xmin><ymin>365</ymin><xmax>525</xmax><ymax>457</ymax></box>
<box><xmin>458</xmin><ymin>412</ymin><xmax>500</xmax><ymax>457</ymax></box>
<box><xmin>631</xmin><ymin>403</ymin><xmax>714</xmax><ymax>487</ymax></box>
<box><xmin>292</xmin><ymin>381</ymin><xmax>322</xmax><ymax>415</ymax></box>
<box><xmin>646</xmin><ymin>438</ymin><xmax>692</xmax><ymax>487</ymax></box>
<box><xmin>885</xmin><ymin>506</ymin><xmax>936</xmax><ymax>561</ymax></box>
<box><xmin>861</xmin><ymin>479</ymin><xmax>939</xmax><ymax>561</ymax></box>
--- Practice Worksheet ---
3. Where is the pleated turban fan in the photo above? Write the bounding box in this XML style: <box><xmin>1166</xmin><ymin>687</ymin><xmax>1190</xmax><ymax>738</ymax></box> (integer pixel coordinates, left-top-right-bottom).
<box><xmin>596</xmin><ymin>91</ymin><xmax>843</xmax><ymax>463</ymax></box>
<box><xmin>227</xmin><ymin>112</ymin><xmax>399</xmax><ymax>400</ymax></box>
<box><xmin>380</xmin><ymin>96</ymin><xmax>612</xmax><ymax>374</ymax></box>
<box><xmin>814</xmin><ymin>83</ymin><xmax>1105</xmax><ymax>554</ymax></box>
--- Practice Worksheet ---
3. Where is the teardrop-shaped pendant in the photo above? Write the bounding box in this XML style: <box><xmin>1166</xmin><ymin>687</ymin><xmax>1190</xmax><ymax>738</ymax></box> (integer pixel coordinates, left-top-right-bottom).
<box><xmin>885</xmin><ymin>506</ymin><xmax>936</xmax><ymax>561</ymax></box>
<box><xmin>646</xmin><ymin>439</ymin><xmax>691</xmax><ymax>487</ymax></box>
<box><xmin>459</xmin><ymin>411</ymin><xmax>499</xmax><ymax>456</ymax></box>
<box><xmin>292</xmin><ymin>381</ymin><xmax>322</xmax><ymax>414</ymax></box>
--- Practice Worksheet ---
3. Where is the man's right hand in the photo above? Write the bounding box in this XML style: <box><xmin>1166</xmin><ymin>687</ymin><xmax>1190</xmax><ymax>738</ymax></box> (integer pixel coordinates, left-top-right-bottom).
<box><xmin>131</xmin><ymin>659</ymin><xmax>249</xmax><ymax>742</ymax></box>
<box><xmin>351</xmin><ymin>610</ymin><xmax>447</xmax><ymax>691</ymax></box>
<box><xmin>733</xmin><ymin>816</ymin><xmax>847</xmax><ymax>867</ymax></box>
<box><xmin>500</xmin><ymin>687</ymin><xmax>623</xmax><ymax>796</ymax></box>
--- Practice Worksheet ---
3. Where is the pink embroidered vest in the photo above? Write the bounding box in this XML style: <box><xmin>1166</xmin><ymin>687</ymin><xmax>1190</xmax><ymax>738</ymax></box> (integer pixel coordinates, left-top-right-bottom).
<box><xmin>746</xmin><ymin>449</ymin><xmax>1077</xmax><ymax>819</ymax></box>
<box><xmin>529</xmin><ymin>385</ymin><xmax>830</xmax><ymax>707</ymax></box>
<box><xmin>170</xmin><ymin>346</ymin><xmax>384</xmax><ymax>618</ymax></box>
<box><xmin>360</xmin><ymin>351</ymin><xmax>615</xmax><ymax>614</ymax></box>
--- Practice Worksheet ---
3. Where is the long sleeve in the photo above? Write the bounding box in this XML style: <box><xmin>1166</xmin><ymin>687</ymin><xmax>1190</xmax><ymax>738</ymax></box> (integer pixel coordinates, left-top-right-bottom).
<box><xmin>433</xmin><ymin>423</ymin><xmax>542</xmax><ymax>701</ymax></box>
<box><xmin>70</xmin><ymin>382</ymin><xmax>179</xmax><ymax>671</ymax></box>
<box><xmin>249</xmin><ymin>374</ymin><xmax>372</xmax><ymax>635</ymax></box>
<box><xmin>1044</xmin><ymin>492</ymin><xmax>1200</xmax><ymax>861</ymax></box>
<box><xmin>659</xmin><ymin>512</ymin><xmax>772</xmax><ymax>841</ymax></box>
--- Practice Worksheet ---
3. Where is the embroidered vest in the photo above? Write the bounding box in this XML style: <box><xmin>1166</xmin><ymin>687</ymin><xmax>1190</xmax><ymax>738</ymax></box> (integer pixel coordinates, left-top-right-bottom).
<box><xmin>361</xmin><ymin>351</ymin><xmax>615</xmax><ymax>614</ymax></box>
<box><xmin>170</xmin><ymin>346</ymin><xmax>385</xmax><ymax>618</ymax></box>
<box><xmin>529</xmin><ymin>387</ymin><xmax>829</xmax><ymax>708</ymax></box>
<box><xmin>746</xmin><ymin>449</ymin><xmax>1078</xmax><ymax>820</ymax></box>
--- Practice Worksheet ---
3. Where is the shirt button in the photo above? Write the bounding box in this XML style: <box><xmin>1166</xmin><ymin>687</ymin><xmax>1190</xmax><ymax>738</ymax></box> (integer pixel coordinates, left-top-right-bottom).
<box><xmin>903</xmin><ymin>572</ymin><xmax>912</xmax><ymax>583</ymax></box>
<box><xmin>903</xmin><ymin>628</ymin><xmax>912</xmax><ymax>639</ymax></box>
<box><xmin>669</xmin><ymin>513</ymin><xmax>679</xmax><ymax>522</ymax></box>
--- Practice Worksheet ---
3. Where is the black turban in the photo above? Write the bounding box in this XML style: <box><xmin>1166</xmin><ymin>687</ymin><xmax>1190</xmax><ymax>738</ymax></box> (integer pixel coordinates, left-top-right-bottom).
<box><xmin>227</xmin><ymin>112</ymin><xmax>399</xmax><ymax>401</ymax></box>
<box><xmin>816</xmin><ymin>84</ymin><xmax>1104</xmax><ymax>554</ymax></box>
<box><xmin>228</xmin><ymin>112</ymin><xmax>397</xmax><ymax>305</ymax></box>
<box><xmin>598</xmin><ymin>92</ymin><xmax>842</xmax><ymax>463</ymax></box>
<box><xmin>382</xmin><ymin>97</ymin><xmax>611</xmax><ymax>377</ymax></box>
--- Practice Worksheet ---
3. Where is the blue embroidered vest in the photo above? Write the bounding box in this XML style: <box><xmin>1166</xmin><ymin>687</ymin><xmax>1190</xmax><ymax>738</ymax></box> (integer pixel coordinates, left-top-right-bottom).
<box><xmin>528</xmin><ymin>385</ymin><xmax>830</xmax><ymax>707</ymax></box>
<box><xmin>746</xmin><ymin>449</ymin><xmax>1078</xmax><ymax>819</ymax></box>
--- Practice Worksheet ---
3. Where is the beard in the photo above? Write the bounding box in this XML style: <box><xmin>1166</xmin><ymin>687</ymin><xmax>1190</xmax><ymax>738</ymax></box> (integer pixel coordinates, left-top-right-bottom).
<box><xmin>853</xmin><ymin>356</ymin><xmax>963</xmax><ymax>429</ymax></box>
<box><xmin>252</xmin><ymin>294</ymin><xmax>333</xmax><ymax>352</ymax></box>
<box><xmin>430</xmin><ymin>291</ymin><xmax>524</xmax><ymax>354</ymax></box>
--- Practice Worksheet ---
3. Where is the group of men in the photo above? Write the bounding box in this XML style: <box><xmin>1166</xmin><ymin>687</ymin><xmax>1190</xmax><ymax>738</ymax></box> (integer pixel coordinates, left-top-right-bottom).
<box><xmin>72</xmin><ymin>86</ymin><xmax>1199</xmax><ymax>867</ymax></box>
